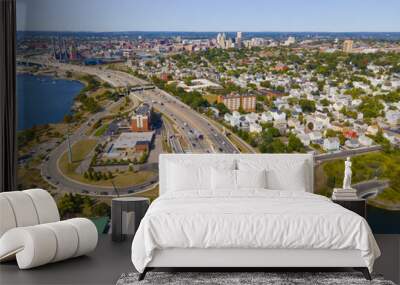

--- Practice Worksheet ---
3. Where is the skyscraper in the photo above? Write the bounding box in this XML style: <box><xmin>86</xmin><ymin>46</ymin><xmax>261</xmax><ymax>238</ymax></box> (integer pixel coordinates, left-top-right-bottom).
<box><xmin>217</xmin><ymin>32</ymin><xmax>226</xmax><ymax>49</ymax></box>
<box><xmin>283</xmin><ymin>36</ymin><xmax>296</xmax><ymax>46</ymax></box>
<box><xmin>236</xmin><ymin>32</ymin><xmax>242</xmax><ymax>48</ymax></box>
<box><xmin>343</xmin><ymin>40</ymin><xmax>353</xmax><ymax>53</ymax></box>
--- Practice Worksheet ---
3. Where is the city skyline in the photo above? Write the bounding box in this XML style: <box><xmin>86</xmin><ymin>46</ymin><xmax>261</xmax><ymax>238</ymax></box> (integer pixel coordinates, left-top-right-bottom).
<box><xmin>17</xmin><ymin>0</ymin><xmax>400</xmax><ymax>33</ymax></box>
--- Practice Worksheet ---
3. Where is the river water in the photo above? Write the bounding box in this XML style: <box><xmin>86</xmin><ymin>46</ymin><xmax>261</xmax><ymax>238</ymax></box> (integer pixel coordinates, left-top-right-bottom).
<box><xmin>17</xmin><ymin>74</ymin><xmax>84</xmax><ymax>130</ymax></box>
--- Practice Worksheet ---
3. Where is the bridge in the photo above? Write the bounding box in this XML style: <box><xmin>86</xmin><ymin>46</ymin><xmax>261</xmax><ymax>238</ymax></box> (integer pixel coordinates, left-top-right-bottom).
<box><xmin>352</xmin><ymin>179</ymin><xmax>390</xmax><ymax>199</ymax></box>
<box><xmin>17</xmin><ymin>60</ymin><xmax>44</xmax><ymax>68</ymax></box>
<box><xmin>314</xmin><ymin>145</ymin><xmax>382</xmax><ymax>163</ymax></box>
<box><xmin>130</xmin><ymin>85</ymin><xmax>156</xmax><ymax>92</ymax></box>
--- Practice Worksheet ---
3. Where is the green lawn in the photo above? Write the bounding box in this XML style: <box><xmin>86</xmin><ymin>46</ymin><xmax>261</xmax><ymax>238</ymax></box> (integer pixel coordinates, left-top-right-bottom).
<box><xmin>59</xmin><ymin>139</ymin><xmax>98</xmax><ymax>174</ymax></box>
<box><xmin>203</xmin><ymin>93</ymin><xmax>218</xmax><ymax>104</ymax></box>
<box><xmin>94</xmin><ymin>124</ymin><xmax>109</xmax><ymax>137</ymax></box>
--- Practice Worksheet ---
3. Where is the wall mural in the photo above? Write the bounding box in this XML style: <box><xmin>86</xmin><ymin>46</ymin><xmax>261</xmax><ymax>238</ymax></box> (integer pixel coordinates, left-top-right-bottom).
<box><xmin>16</xmin><ymin>0</ymin><xmax>400</xmax><ymax>233</ymax></box>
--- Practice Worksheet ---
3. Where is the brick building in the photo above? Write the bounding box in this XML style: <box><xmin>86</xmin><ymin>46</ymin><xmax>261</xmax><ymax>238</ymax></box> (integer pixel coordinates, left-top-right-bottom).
<box><xmin>131</xmin><ymin>103</ymin><xmax>152</xmax><ymax>132</ymax></box>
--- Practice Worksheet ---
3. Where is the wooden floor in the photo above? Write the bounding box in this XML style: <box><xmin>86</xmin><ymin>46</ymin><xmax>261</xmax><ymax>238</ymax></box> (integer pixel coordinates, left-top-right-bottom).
<box><xmin>0</xmin><ymin>234</ymin><xmax>398</xmax><ymax>285</ymax></box>
<box><xmin>0</xmin><ymin>235</ymin><xmax>133</xmax><ymax>285</ymax></box>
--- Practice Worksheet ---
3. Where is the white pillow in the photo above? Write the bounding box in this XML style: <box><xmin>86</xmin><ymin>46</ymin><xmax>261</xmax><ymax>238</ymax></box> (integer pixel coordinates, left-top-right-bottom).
<box><xmin>238</xmin><ymin>159</ymin><xmax>308</xmax><ymax>191</ymax></box>
<box><xmin>236</xmin><ymin>169</ymin><xmax>267</xmax><ymax>189</ymax></box>
<box><xmin>211</xmin><ymin>168</ymin><xmax>236</xmax><ymax>191</ymax></box>
<box><xmin>167</xmin><ymin>162</ymin><xmax>211</xmax><ymax>191</ymax></box>
<box><xmin>266</xmin><ymin>164</ymin><xmax>306</xmax><ymax>192</ymax></box>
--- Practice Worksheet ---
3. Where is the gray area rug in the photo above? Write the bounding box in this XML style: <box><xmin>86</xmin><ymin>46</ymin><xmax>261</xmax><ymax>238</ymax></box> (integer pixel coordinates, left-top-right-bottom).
<box><xmin>117</xmin><ymin>272</ymin><xmax>395</xmax><ymax>285</ymax></box>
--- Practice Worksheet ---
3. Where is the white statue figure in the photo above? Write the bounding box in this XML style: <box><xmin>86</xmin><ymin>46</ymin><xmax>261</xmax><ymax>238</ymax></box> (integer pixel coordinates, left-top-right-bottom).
<box><xmin>342</xmin><ymin>157</ymin><xmax>352</xmax><ymax>190</ymax></box>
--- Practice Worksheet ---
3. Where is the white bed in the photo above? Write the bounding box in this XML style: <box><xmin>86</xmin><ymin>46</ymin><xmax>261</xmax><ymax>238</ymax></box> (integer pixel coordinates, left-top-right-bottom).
<box><xmin>131</xmin><ymin>154</ymin><xmax>380</xmax><ymax>280</ymax></box>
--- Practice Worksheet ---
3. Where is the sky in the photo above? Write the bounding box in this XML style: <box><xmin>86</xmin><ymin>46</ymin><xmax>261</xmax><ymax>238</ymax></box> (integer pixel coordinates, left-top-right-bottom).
<box><xmin>17</xmin><ymin>0</ymin><xmax>400</xmax><ymax>32</ymax></box>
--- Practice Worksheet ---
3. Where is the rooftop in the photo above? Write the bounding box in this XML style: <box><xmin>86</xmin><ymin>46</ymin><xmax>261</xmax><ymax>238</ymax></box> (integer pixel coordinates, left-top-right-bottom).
<box><xmin>113</xmin><ymin>131</ymin><xmax>154</xmax><ymax>149</ymax></box>
<box><xmin>134</xmin><ymin>103</ymin><xmax>151</xmax><ymax>116</ymax></box>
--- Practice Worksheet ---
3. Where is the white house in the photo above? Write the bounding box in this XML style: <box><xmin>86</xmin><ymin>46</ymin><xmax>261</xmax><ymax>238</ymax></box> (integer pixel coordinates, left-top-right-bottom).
<box><xmin>309</xmin><ymin>131</ymin><xmax>323</xmax><ymax>142</ymax></box>
<box><xmin>366</xmin><ymin>125</ymin><xmax>379</xmax><ymax>136</ymax></box>
<box><xmin>296</xmin><ymin>133</ymin><xmax>311</xmax><ymax>146</ymax></box>
<box><xmin>386</xmin><ymin>110</ymin><xmax>400</xmax><ymax>126</ymax></box>
<box><xmin>288</xmin><ymin>118</ymin><xmax>301</xmax><ymax>129</ymax></box>
<box><xmin>345</xmin><ymin>139</ymin><xmax>360</xmax><ymax>149</ymax></box>
<box><xmin>352</xmin><ymin>99</ymin><xmax>362</xmax><ymax>108</ymax></box>
<box><xmin>224</xmin><ymin>113</ymin><xmax>232</xmax><ymax>123</ymax></box>
<box><xmin>359</xmin><ymin>135</ymin><xmax>373</xmax><ymax>147</ymax></box>
<box><xmin>260</xmin><ymin>112</ymin><xmax>273</xmax><ymax>123</ymax></box>
<box><xmin>271</xmin><ymin>110</ymin><xmax>286</xmax><ymax>121</ymax></box>
<box><xmin>333</xmin><ymin>101</ymin><xmax>344</xmax><ymax>111</ymax></box>
<box><xmin>383</xmin><ymin>132</ymin><xmax>399</xmax><ymax>145</ymax></box>
<box><xmin>323</xmin><ymin>137</ymin><xmax>340</xmax><ymax>152</ymax></box>
<box><xmin>249</xmin><ymin>123</ymin><xmax>262</xmax><ymax>133</ymax></box>
<box><xmin>245</xmin><ymin>113</ymin><xmax>259</xmax><ymax>124</ymax></box>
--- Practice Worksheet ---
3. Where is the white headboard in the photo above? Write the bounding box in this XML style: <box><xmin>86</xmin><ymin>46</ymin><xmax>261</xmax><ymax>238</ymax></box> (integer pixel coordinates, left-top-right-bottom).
<box><xmin>159</xmin><ymin>154</ymin><xmax>314</xmax><ymax>195</ymax></box>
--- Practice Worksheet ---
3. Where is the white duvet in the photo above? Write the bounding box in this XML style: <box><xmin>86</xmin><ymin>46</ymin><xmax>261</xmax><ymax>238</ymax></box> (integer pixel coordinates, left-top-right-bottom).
<box><xmin>131</xmin><ymin>190</ymin><xmax>380</xmax><ymax>273</ymax></box>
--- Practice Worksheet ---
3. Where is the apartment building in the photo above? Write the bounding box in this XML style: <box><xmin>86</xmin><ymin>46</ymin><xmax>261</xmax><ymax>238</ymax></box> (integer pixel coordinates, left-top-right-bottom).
<box><xmin>217</xmin><ymin>93</ymin><xmax>256</xmax><ymax>112</ymax></box>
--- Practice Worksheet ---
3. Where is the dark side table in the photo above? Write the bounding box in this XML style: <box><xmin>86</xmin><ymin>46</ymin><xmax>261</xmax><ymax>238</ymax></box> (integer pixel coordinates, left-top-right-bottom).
<box><xmin>111</xmin><ymin>197</ymin><xmax>150</xmax><ymax>242</ymax></box>
<box><xmin>332</xmin><ymin>198</ymin><xmax>366</xmax><ymax>218</ymax></box>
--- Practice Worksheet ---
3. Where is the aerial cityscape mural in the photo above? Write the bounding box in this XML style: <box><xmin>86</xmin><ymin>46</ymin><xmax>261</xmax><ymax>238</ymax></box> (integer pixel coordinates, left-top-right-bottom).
<box><xmin>16</xmin><ymin>0</ymin><xmax>400</xmax><ymax>232</ymax></box>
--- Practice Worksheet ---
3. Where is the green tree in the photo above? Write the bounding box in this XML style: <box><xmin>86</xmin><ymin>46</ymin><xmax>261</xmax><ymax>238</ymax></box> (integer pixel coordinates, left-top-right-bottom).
<box><xmin>92</xmin><ymin>202</ymin><xmax>111</xmax><ymax>217</ymax></box>
<box><xmin>260</xmin><ymin>139</ymin><xmax>287</xmax><ymax>153</ymax></box>
<box><xmin>358</xmin><ymin>97</ymin><xmax>384</xmax><ymax>119</ymax></box>
<box><xmin>263</xmin><ymin>127</ymin><xmax>280</xmax><ymax>139</ymax></box>
<box><xmin>215</xmin><ymin>103</ymin><xmax>230</xmax><ymax>115</ymax></box>
<box><xmin>325</xmin><ymin>129</ymin><xmax>337</xmax><ymax>138</ymax></box>
<box><xmin>260</xmin><ymin>81</ymin><xmax>271</xmax><ymax>88</ymax></box>
<box><xmin>320</xmin><ymin>99</ymin><xmax>330</xmax><ymax>106</ymax></box>
<box><xmin>287</xmin><ymin>134</ymin><xmax>305</xmax><ymax>153</ymax></box>
<box><xmin>108</xmin><ymin>171</ymin><xmax>113</xmax><ymax>179</ymax></box>
<box><xmin>299</xmin><ymin>99</ymin><xmax>316</xmax><ymax>113</ymax></box>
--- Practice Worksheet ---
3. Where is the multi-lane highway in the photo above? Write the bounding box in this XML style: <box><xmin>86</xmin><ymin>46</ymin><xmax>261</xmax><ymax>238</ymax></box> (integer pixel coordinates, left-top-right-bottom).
<box><xmin>135</xmin><ymin>88</ymin><xmax>239</xmax><ymax>153</ymax></box>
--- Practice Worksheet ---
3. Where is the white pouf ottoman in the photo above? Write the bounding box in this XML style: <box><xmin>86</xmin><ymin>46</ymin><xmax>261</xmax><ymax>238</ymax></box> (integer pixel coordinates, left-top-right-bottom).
<box><xmin>0</xmin><ymin>189</ymin><xmax>98</xmax><ymax>269</ymax></box>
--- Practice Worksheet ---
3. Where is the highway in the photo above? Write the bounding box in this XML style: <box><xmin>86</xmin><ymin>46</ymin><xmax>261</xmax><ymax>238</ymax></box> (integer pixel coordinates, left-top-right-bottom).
<box><xmin>137</xmin><ymin>88</ymin><xmax>239</xmax><ymax>153</ymax></box>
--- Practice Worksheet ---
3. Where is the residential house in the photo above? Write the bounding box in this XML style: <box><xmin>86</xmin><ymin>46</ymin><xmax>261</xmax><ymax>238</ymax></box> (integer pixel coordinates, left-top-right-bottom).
<box><xmin>323</xmin><ymin>137</ymin><xmax>340</xmax><ymax>152</ymax></box>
